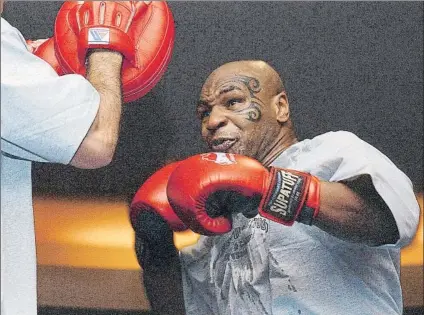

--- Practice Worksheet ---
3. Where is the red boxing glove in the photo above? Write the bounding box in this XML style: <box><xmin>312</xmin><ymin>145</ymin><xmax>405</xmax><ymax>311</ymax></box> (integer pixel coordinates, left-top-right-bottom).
<box><xmin>130</xmin><ymin>162</ymin><xmax>187</xmax><ymax>268</ymax></box>
<box><xmin>167</xmin><ymin>153</ymin><xmax>320</xmax><ymax>235</ymax></box>
<box><xmin>26</xmin><ymin>38</ymin><xmax>64</xmax><ymax>75</ymax></box>
<box><xmin>130</xmin><ymin>162</ymin><xmax>187</xmax><ymax>232</ymax></box>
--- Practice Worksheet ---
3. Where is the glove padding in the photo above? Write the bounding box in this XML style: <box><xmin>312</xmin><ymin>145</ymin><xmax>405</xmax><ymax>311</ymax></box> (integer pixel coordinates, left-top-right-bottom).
<box><xmin>26</xmin><ymin>38</ymin><xmax>64</xmax><ymax>75</ymax></box>
<box><xmin>130</xmin><ymin>162</ymin><xmax>187</xmax><ymax>268</ymax></box>
<box><xmin>54</xmin><ymin>1</ymin><xmax>175</xmax><ymax>103</ymax></box>
<box><xmin>166</xmin><ymin>153</ymin><xmax>320</xmax><ymax>235</ymax></box>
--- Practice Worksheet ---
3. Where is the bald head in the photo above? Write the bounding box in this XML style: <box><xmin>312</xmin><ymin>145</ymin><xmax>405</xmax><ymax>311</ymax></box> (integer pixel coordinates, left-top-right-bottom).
<box><xmin>197</xmin><ymin>60</ymin><xmax>296</xmax><ymax>165</ymax></box>
<box><xmin>204</xmin><ymin>60</ymin><xmax>285</xmax><ymax>96</ymax></box>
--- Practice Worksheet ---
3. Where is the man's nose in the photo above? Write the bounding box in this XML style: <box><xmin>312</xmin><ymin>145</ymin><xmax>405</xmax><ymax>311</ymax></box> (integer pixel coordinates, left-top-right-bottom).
<box><xmin>206</xmin><ymin>106</ymin><xmax>228</xmax><ymax>131</ymax></box>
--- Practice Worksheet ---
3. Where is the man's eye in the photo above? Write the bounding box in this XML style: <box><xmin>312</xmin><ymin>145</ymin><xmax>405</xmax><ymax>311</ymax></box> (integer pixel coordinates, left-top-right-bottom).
<box><xmin>226</xmin><ymin>98</ymin><xmax>243</xmax><ymax>107</ymax></box>
<box><xmin>202</xmin><ymin>111</ymin><xmax>211</xmax><ymax>119</ymax></box>
<box><xmin>198</xmin><ymin>110</ymin><xmax>210</xmax><ymax>120</ymax></box>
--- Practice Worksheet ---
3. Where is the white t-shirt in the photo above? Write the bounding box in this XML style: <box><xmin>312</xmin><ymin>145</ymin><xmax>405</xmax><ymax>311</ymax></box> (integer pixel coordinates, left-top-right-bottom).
<box><xmin>179</xmin><ymin>131</ymin><xmax>420</xmax><ymax>315</ymax></box>
<box><xmin>1</xmin><ymin>17</ymin><xmax>100</xmax><ymax>315</ymax></box>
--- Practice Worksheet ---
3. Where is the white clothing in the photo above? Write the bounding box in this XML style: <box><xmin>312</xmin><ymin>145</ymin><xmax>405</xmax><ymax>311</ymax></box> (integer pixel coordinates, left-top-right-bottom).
<box><xmin>180</xmin><ymin>131</ymin><xmax>420</xmax><ymax>315</ymax></box>
<box><xmin>1</xmin><ymin>17</ymin><xmax>100</xmax><ymax>315</ymax></box>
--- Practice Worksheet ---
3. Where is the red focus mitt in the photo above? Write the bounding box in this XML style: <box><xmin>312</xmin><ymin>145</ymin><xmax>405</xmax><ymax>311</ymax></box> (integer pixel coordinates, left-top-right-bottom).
<box><xmin>54</xmin><ymin>1</ymin><xmax>175</xmax><ymax>103</ymax></box>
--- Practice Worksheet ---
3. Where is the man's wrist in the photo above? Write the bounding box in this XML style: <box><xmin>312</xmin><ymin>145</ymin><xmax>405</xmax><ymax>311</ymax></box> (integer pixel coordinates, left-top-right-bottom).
<box><xmin>87</xmin><ymin>49</ymin><xmax>123</xmax><ymax>69</ymax></box>
<box><xmin>259</xmin><ymin>168</ymin><xmax>320</xmax><ymax>226</ymax></box>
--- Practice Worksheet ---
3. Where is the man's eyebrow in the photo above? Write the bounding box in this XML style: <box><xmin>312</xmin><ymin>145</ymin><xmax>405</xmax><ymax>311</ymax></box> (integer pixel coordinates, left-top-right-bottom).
<box><xmin>197</xmin><ymin>85</ymin><xmax>242</xmax><ymax>107</ymax></box>
<box><xmin>218</xmin><ymin>85</ymin><xmax>242</xmax><ymax>96</ymax></box>
<box><xmin>197</xmin><ymin>100</ymin><xmax>209</xmax><ymax>107</ymax></box>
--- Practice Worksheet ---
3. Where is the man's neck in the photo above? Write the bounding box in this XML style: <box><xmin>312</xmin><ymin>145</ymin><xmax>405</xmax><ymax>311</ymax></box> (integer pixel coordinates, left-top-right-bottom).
<box><xmin>260</xmin><ymin>129</ymin><xmax>298</xmax><ymax>167</ymax></box>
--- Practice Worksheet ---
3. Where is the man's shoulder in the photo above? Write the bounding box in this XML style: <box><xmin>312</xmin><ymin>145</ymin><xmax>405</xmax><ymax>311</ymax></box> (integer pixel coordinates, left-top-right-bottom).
<box><xmin>293</xmin><ymin>130</ymin><xmax>372</xmax><ymax>160</ymax></box>
<box><xmin>311</xmin><ymin>130</ymin><xmax>361</xmax><ymax>144</ymax></box>
<box><xmin>293</xmin><ymin>131</ymin><xmax>364</xmax><ymax>154</ymax></box>
<box><xmin>1</xmin><ymin>17</ymin><xmax>10</xmax><ymax>31</ymax></box>
<box><xmin>1</xmin><ymin>17</ymin><xmax>27</xmax><ymax>50</ymax></box>
<box><xmin>1</xmin><ymin>17</ymin><xmax>17</xmax><ymax>36</ymax></box>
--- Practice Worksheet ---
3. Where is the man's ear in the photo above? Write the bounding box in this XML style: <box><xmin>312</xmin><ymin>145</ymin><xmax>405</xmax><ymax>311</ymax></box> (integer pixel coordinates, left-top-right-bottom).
<box><xmin>274</xmin><ymin>92</ymin><xmax>289</xmax><ymax>123</ymax></box>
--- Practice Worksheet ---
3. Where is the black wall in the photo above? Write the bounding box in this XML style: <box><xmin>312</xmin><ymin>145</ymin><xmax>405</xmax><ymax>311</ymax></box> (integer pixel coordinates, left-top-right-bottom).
<box><xmin>3</xmin><ymin>1</ymin><xmax>423</xmax><ymax>197</ymax></box>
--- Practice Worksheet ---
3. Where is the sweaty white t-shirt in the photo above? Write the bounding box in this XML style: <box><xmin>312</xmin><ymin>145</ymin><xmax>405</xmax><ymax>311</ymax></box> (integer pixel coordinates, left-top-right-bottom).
<box><xmin>1</xmin><ymin>17</ymin><xmax>100</xmax><ymax>315</ymax></box>
<box><xmin>179</xmin><ymin>131</ymin><xmax>420</xmax><ymax>315</ymax></box>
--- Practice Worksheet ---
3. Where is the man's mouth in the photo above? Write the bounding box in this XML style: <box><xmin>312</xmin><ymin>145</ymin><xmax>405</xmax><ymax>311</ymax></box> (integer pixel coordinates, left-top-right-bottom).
<box><xmin>209</xmin><ymin>138</ymin><xmax>237</xmax><ymax>152</ymax></box>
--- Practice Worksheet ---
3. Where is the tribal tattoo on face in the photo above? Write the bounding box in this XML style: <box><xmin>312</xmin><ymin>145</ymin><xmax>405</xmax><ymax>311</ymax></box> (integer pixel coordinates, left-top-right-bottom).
<box><xmin>228</xmin><ymin>75</ymin><xmax>263</xmax><ymax>122</ymax></box>
<box><xmin>198</xmin><ymin>74</ymin><xmax>266</xmax><ymax>123</ymax></box>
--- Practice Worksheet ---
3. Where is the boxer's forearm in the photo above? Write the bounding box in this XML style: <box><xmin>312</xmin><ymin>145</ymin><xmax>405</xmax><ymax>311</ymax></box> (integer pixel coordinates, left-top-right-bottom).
<box><xmin>70</xmin><ymin>49</ymin><xmax>123</xmax><ymax>169</ymax></box>
<box><xmin>143</xmin><ymin>253</ymin><xmax>186</xmax><ymax>315</ymax></box>
<box><xmin>134</xmin><ymin>228</ymin><xmax>186</xmax><ymax>315</ymax></box>
<box><xmin>313</xmin><ymin>175</ymin><xmax>399</xmax><ymax>246</ymax></box>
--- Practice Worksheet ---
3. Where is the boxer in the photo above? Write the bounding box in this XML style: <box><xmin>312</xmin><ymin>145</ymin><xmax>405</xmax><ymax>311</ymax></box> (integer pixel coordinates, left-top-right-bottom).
<box><xmin>131</xmin><ymin>60</ymin><xmax>420</xmax><ymax>315</ymax></box>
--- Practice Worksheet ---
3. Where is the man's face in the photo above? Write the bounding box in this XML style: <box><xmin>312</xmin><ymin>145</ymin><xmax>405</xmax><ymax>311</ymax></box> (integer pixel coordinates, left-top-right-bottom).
<box><xmin>197</xmin><ymin>69</ymin><xmax>281</xmax><ymax>160</ymax></box>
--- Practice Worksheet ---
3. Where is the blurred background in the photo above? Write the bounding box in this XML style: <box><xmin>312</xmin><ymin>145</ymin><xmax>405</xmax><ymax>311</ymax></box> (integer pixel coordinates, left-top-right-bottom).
<box><xmin>3</xmin><ymin>1</ymin><xmax>423</xmax><ymax>314</ymax></box>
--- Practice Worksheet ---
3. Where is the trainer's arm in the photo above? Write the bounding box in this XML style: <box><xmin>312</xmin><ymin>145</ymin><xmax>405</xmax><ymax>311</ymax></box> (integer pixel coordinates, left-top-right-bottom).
<box><xmin>70</xmin><ymin>49</ymin><xmax>123</xmax><ymax>169</ymax></box>
<box><xmin>313</xmin><ymin>175</ymin><xmax>399</xmax><ymax>246</ymax></box>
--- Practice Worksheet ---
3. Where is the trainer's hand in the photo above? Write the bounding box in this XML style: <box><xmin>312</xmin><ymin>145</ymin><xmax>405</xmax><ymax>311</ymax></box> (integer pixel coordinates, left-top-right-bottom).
<box><xmin>26</xmin><ymin>38</ymin><xmax>64</xmax><ymax>75</ymax></box>
<box><xmin>26</xmin><ymin>38</ymin><xmax>48</xmax><ymax>53</ymax></box>
<box><xmin>166</xmin><ymin>153</ymin><xmax>320</xmax><ymax>235</ymax></box>
<box><xmin>130</xmin><ymin>162</ymin><xmax>187</xmax><ymax>268</ymax></box>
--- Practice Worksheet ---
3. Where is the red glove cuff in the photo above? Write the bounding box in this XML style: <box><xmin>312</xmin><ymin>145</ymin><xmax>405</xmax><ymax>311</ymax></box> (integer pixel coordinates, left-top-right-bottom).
<box><xmin>259</xmin><ymin>168</ymin><xmax>320</xmax><ymax>226</ymax></box>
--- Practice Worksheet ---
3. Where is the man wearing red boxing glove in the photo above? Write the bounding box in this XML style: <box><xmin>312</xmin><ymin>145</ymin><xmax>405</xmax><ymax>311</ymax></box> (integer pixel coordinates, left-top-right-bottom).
<box><xmin>130</xmin><ymin>162</ymin><xmax>187</xmax><ymax>315</ymax></box>
<box><xmin>134</xmin><ymin>60</ymin><xmax>420</xmax><ymax>315</ymax></box>
<box><xmin>1</xmin><ymin>2</ymin><xmax>160</xmax><ymax>314</ymax></box>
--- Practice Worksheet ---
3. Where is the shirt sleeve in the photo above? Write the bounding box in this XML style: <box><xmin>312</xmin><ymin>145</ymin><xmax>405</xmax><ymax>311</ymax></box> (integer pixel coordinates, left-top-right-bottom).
<box><xmin>1</xmin><ymin>18</ymin><xmax>100</xmax><ymax>164</ymax></box>
<box><xmin>313</xmin><ymin>131</ymin><xmax>420</xmax><ymax>248</ymax></box>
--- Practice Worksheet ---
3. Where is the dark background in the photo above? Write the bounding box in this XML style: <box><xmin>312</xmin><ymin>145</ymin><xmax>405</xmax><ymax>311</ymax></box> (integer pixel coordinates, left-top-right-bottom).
<box><xmin>3</xmin><ymin>1</ymin><xmax>423</xmax><ymax>199</ymax></box>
